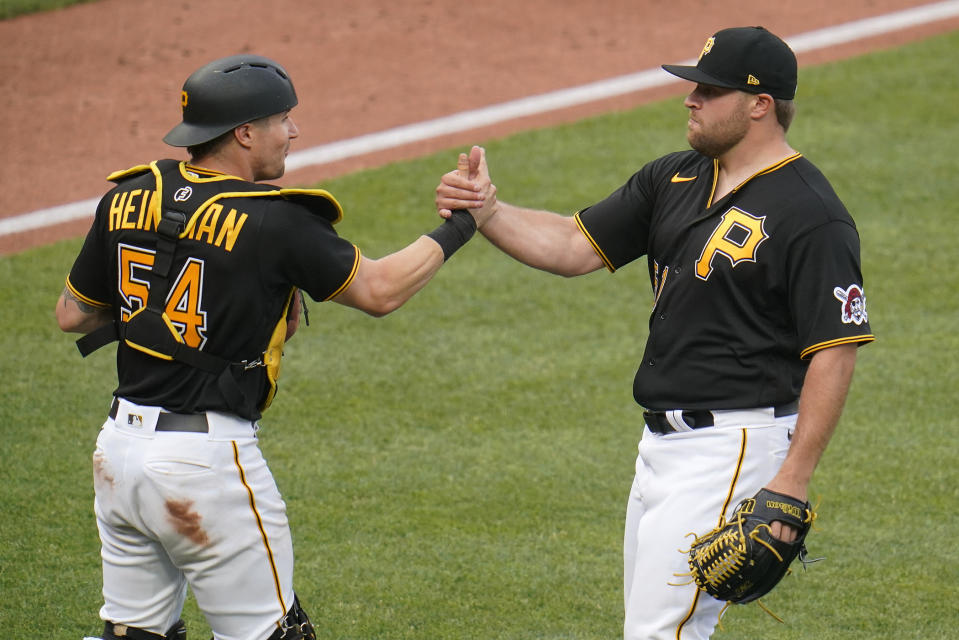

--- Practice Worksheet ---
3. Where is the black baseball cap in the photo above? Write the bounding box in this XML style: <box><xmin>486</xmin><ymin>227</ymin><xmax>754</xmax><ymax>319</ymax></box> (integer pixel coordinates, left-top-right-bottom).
<box><xmin>662</xmin><ymin>26</ymin><xmax>797</xmax><ymax>100</ymax></box>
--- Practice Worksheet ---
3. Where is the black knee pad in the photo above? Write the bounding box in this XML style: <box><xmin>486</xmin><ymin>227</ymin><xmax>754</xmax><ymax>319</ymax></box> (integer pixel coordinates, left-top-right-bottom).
<box><xmin>266</xmin><ymin>595</ymin><xmax>316</xmax><ymax>640</ymax></box>
<box><xmin>102</xmin><ymin>619</ymin><xmax>185</xmax><ymax>640</ymax></box>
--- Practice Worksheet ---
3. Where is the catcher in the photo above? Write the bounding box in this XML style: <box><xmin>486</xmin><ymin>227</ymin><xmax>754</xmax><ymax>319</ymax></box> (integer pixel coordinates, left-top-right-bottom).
<box><xmin>59</xmin><ymin>54</ymin><xmax>491</xmax><ymax>640</ymax></box>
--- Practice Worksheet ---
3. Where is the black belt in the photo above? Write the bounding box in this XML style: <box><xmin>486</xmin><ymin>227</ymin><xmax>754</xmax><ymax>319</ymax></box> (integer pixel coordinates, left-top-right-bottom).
<box><xmin>109</xmin><ymin>398</ymin><xmax>209</xmax><ymax>433</ymax></box>
<box><xmin>643</xmin><ymin>401</ymin><xmax>799</xmax><ymax>435</ymax></box>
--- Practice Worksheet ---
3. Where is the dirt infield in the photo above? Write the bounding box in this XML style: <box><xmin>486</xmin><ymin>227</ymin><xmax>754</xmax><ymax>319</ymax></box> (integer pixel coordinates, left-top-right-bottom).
<box><xmin>2</xmin><ymin>0</ymin><xmax>957</xmax><ymax>254</ymax></box>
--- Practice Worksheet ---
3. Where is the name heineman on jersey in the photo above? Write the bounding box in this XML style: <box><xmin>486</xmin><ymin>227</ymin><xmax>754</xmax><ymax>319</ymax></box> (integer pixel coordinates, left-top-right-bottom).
<box><xmin>104</xmin><ymin>186</ymin><xmax>248</xmax><ymax>252</ymax></box>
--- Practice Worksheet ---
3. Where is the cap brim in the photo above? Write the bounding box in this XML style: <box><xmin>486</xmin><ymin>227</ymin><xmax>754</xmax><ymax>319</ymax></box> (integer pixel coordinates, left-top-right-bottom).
<box><xmin>661</xmin><ymin>64</ymin><xmax>741</xmax><ymax>91</ymax></box>
<box><xmin>162</xmin><ymin>122</ymin><xmax>234</xmax><ymax>148</ymax></box>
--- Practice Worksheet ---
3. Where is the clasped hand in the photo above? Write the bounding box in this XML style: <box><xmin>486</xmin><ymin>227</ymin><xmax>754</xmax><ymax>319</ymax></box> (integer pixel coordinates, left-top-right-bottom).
<box><xmin>436</xmin><ymin>145</ymin><xmax>498</xmax><ymax>228</ymax></box>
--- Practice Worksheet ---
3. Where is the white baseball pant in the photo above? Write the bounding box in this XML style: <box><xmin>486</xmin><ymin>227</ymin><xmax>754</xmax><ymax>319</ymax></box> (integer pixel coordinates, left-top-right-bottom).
<box><xmin>623</xmin><ymin>408</ymin><xmax>798</xmax><ymax>640</ymax></box>
<box><xmin>92</xmin><ymin>398</ymin><xmax>296</xmax><ymax>640</ymax></box>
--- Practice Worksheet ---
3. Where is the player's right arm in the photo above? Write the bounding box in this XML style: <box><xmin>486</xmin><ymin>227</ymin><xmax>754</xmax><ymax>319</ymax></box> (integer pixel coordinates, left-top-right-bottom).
<box><xmin>56</xmin><ymin>285</ymin><xmax>112</xmax><ymax>334</ymax></box>
<box><xmin>436</xmin><ymin>146</ymin><xmax>604</xmax><ymax>277</ymax></box>
<box><xmin>331</xmin><ymin>235</ymin><xmax>447</xmax><ymax>317</ymax></box>
<box><xmin>478</xmin><ymin>201</ymin><xmax>604</xmax><ymax>277</ymax></box>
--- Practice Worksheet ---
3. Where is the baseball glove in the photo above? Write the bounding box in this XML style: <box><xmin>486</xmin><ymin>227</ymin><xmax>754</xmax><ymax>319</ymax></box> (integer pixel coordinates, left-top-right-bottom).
<box><xmin>686</xmin><ymin>488</ymin><xmax>816</xmax><ymax>604</ymax></box>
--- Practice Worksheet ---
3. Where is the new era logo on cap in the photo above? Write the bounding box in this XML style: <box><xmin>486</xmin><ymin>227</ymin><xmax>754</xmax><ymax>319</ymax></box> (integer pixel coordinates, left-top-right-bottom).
<box><xmin>662</xmin><ymin>26</ymin><xmax>798</xmax><ymax>100</ymax></box>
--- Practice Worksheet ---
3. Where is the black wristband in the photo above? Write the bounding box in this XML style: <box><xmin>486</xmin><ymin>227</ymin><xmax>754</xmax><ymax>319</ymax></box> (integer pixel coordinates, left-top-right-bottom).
<box><xmin>426</xmin><ymin>209</ymin><xmax>477</xmax><ymax>261</ymax></box>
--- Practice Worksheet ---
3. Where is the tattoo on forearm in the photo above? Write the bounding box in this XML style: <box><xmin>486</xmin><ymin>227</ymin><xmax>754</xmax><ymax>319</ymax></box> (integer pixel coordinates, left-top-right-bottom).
<box><xmin>63</xmin><ymin>286</ymin><xmax>99</xmax><ymax>313</ymax></box>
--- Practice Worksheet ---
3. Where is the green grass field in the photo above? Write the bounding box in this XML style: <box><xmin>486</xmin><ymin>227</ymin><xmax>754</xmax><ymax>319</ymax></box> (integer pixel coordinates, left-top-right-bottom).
<box><xmin>2</xmin><ymin>30</ymin><xmax>957</xmax><ymax>640</ymax></box>
<box><xmin>0</xmin><ymin>0</ymin><xmax>96</xmax><ymax>20</ymax></box>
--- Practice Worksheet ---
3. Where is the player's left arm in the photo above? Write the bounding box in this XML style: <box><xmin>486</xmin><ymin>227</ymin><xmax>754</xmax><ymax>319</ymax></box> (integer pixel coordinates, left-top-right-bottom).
<box><xmin>56</xmin><ymin>286</ymin><xmax>112</xmax><ymax>334</ymax></box>
<box><xmin>765</xmin><ymin>343</ymin><xmax>858</xmax><ymax>537</ymax></box>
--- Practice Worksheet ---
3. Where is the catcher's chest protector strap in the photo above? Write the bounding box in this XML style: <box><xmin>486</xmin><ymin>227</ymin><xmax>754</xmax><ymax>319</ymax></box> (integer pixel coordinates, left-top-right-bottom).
<box><xmin>75</xmin><ymin>204</ymin><xmax>190</xmax><ymax>358</ymax></box>
<box><xmin>76</xmin><ymin>317</ymin><xmax>121</xmax><ymax>356</ymax></box>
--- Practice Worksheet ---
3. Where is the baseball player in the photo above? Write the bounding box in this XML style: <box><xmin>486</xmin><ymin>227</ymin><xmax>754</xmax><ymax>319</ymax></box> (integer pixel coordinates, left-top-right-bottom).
<box><xmin>57</xmin><ymin>54</ymin><xmax>489</xmax><ymax>640</ymax></box>
<box><xmin>436</xmin><ymin>27</ymin><xmax>874</xmax><ymax>639</ymax></box>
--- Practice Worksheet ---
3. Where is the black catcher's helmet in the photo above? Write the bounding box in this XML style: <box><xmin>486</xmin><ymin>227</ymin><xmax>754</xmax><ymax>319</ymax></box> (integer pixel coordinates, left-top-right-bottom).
<box><xmin>163</xmin><ymin>54</ymin><xmax>298</xmax><ymax>147</ymax></box>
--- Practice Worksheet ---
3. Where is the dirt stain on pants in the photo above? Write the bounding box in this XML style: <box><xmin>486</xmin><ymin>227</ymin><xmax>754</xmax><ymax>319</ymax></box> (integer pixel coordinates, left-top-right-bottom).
<box><xmin>165</xmin><ymin>499</ymin><xmax>210</xmax><ymax>545</ymax></box>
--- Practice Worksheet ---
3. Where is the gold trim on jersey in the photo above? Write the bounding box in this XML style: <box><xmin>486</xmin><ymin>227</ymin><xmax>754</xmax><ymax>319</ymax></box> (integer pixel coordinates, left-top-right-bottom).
<box><xmin>65</xmin><ymin>276</ymin><xmax>111</xmax><ymax>309</ymax></box>
<box><xmin>574</xmin><ymin>210</ymin><xmax>616</xmax><ymax>272</ymax></box>
<box><xmin>800</xmin><ymin>334</ymin><xmax>875</xmax><ymax>360</ymax></box>
<box><xmin>106</xmin><ymin>165</ymin><xmax>152</xmax><ymax>182</ymax></box>
<box><xmin>174</xmin><ymin>161</ymin><xmax>344</xmax><ymax>225</ymax></box>
<box><xmin>706</xmin><ymin>158</ymin><xmax>720</xmax><ymax>207</ymax></box>
<box><xmin>706</xmin><ymin>154</ymin><xmax>803</xmax><ymax>207</ymax></box>
<box><xmin>180</xmin><ymin>163</ymin><xmax>237</xmax><ymax>181</ymax></box>
<box><xmin>278</xmin><ymin>187</ymin><xmax>345</xmax><ymax>224</ymax></box>
<box><xmin>325</xmin><ymin>245</ymin><xmax>362</xmax><ymax>301</ymax></box>
<box><xmin>730</xmin><ymin>153</ymin><xmax>803</xmax><ymax>195</ymax></box>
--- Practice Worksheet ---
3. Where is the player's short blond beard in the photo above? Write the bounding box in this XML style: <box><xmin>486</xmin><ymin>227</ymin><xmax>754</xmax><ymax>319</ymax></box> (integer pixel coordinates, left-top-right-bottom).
<box><xmin>687</xmin><ymin>92</ymin><xmax>753</xmax><ymax>159</ymax></box>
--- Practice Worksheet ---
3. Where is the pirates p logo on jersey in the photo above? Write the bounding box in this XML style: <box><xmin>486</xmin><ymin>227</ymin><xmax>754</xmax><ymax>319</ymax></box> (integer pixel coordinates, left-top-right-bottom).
<box><xmin>833</xmin><ymin>284</ymin><xmax>868</xmax><ymax>325</ymax></box>
<box><xmin>695</xmin><ymin>207</ymin><xmax>769</xmax><ymax>281</ymax></box>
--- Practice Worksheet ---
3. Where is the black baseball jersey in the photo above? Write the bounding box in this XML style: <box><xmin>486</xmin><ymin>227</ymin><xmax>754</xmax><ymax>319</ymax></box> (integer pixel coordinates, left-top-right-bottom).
<box><xmin>576</xmin><ymin>150</ymin><xmax>874</xmax><ymax>411</ymax></box>
<box><xmin>66</xmin><ymin>160</ymin><xmax>360</xmax><ymax>420</ymax></box>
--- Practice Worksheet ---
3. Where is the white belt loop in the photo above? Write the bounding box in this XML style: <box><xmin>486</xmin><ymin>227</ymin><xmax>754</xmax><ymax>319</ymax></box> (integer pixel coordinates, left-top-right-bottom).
<box><xmin>205</xmin><ymin>411</ymin><xmax>258</xmax><ymax>441</ymax></box>
<box><xmin>710</xmin><ymin>407</ymin><xmax>777</xmax><ymax>429</ymax></box>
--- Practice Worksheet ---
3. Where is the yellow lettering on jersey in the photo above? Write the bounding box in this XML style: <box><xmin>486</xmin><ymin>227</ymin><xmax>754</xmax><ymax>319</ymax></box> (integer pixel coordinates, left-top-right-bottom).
<box><xmin>166</xmin><ymin>258</ymin><xmax>207</xmax><ymax>348</ymax></box>
<box><xmin>109</xmin><ymin>192</ymin><xmax>127</xmax><ymax>232</ymax></box>
<box><xmin>193</xmin><ymin>203</ymin><xmax>222</xmax><ymax>245</ymax></box>
<box><xmin>135</xmin><ymin>189</ymin><xmax>154</xmax><ymax>229</ymax></box>
<box><xmin>143</xmin><ymin>191</ymin><xmax>160</xmax><ymax>231</ymax></box>
<box><xmin>214</xmin><ymin>209</ymin><xmax>248</xmax><ymax>252</ymax></box>
<box><xmin>695</xmin><ymin>207</ymin><xmax>769</xmax><ymax>281</ymax></box>
<box><xmin>118</xmin><ymin>243</ymin><xmax>155</xmax><ymax>321</ymax></box>
<box><xmin>121</xmin><ymin>189</ymin><xmax>142</xmax><ymax>229</ymax></box>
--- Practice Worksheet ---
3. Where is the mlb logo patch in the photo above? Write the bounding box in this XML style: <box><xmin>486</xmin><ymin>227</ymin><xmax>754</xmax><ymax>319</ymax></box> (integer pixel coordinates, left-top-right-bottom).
<box><xmin>127</xmin><ymin>414</ymin><xmax>144</xmax><ymax>428</ymax></box>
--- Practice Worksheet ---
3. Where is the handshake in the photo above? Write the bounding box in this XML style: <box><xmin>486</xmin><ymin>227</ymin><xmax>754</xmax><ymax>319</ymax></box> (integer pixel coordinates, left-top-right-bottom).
<box><xmin>435</xmin><ymin>145</ymin><xmax>499</xmax><ymax>229</ymax></box>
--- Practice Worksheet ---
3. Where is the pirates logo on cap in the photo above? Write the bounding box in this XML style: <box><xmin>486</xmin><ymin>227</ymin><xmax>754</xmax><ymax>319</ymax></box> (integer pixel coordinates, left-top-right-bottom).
<box><xmin>699</xmin><ymin>36</ymin><xmax>715</xmax><ymax>61</ymax></box>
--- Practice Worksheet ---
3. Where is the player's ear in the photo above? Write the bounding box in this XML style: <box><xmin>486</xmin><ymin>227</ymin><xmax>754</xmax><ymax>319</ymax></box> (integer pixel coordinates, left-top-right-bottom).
<box><xmin>234</xmin><ymin>122</ymin><xmax>255</xmax><ymax>149</ymax></box>
<box><xmin>750</xmin><ymin>93</ymin><xmax>774</xmax><ymax>120</ymax></box>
